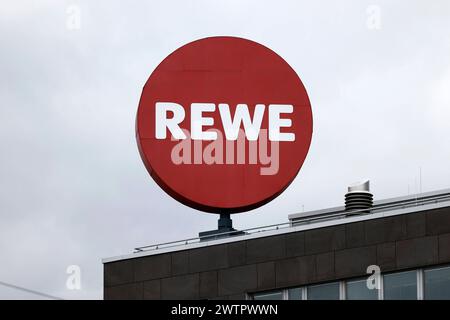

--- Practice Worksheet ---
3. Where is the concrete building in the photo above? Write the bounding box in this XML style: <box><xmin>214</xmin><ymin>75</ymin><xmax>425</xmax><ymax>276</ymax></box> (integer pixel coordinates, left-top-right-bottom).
<box><xmin>103</xmin><ymin>187</ymin><xmax>450</xmax><ymax>300</ymax></box>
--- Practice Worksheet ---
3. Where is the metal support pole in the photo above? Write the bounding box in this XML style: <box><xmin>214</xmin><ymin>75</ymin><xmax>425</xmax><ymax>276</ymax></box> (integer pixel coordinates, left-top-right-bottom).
<box><xmin>218</xmin><ymin>213</ymin><xmax>232</xmax><ymax>230</ymax></box>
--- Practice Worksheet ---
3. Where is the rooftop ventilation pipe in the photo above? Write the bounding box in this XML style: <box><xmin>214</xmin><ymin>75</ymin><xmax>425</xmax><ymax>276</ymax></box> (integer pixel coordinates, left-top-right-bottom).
<box><xmin>345</xmin><ymin>180</ymin><xmax>373</xmax><ymax>215</ymax></box>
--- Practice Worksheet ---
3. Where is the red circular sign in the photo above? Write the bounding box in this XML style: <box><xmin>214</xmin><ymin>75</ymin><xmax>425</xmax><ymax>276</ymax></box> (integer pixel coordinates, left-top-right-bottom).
<box><xmin>136</xmin><ymin>36</ymin><xmax>312</xmax><ymax>213</ymax></box>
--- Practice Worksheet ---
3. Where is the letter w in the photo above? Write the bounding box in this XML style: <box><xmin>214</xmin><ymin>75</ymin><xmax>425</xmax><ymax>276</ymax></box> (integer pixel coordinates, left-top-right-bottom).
<box><xmin>218</xmin><ymin>104</ymin><xmax>265</xmax><ymax>141</ymax></box>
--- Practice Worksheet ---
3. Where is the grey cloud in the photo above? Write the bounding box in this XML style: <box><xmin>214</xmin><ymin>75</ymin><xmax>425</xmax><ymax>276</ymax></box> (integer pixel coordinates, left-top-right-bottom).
<box><xmin>0</xmin><ymin>0</ymin><xmax>449</xmax><ymax>299</ymax></box>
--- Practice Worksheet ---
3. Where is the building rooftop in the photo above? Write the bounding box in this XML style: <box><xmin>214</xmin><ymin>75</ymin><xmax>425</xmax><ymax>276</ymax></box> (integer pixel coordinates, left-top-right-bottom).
<box><xmin>103</xmin><ymin>187</ymin><xmax>450</xmax><ymax>264</ymax></box>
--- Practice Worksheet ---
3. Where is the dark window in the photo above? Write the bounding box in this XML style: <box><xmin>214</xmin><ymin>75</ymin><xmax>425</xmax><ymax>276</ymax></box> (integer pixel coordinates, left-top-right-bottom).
<box><xmin>288</xmin><ymin>287</ymin><xmax>302</xmax><ymax>300</ymax></box>
<box><xmin>424</xmin><ymin>266</ymin><xmax>450</xmax><ymax>300</ymax></box>
<box><xmin>346</xmin><ymin>278</ymin><xmax>378</xmax><ymax>300</ymax></box>
<box><xmin>253</xmin><ymin>290</ymin><xmax>283</xmax><ymax>300</ymax></box>
<box><xmin>384</xmin><ymin>271</ymin><xmax>417</xmax><ymax>300</ymax></box>
<box><xmin>307</xmin><ymin>282</ymin><xmax>340</xmax><ymax>300</ymax></box>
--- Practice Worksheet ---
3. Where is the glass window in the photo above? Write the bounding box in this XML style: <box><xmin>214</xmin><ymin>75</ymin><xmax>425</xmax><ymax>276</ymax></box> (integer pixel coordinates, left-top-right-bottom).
<box><xmin>288</xmin><ymin>287</ymin><xmax>302</xmax><ymax>300</ymax></box>
<box><xmin>346</xmin><ymin>278</ymin><xmax>378</xmax><ymax>300</ymax></box>
<box><xmin>253</xmin><ymin>290</ymin><xmax>283</xmax><ymax>300</ymax></box>
<box><xmin>384</xmin><ymin>270</ymin><xmax>417</xmax><ymax>300</ymax></box>
<box><xmin>424</xmin><ymin>266</ymin><xmax>450</xmax><ymax>300</ymax></box>
<box><xmin>307</xmin><ymin>282</ymin><xmax>340</xmax><ymax>300</ymax></box>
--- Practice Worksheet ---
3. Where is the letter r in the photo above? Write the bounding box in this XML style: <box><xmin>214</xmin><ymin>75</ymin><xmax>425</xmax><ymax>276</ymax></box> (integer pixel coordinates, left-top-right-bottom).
<box><xmin>155</xmin><ymin>102</ymin><xmax>187</xmax><ymax>139</ymax></box>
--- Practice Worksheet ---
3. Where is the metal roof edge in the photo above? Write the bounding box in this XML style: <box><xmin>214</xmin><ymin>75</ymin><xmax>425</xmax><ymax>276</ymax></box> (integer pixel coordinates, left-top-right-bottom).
<box><xmin>288</xmin><ymin>187</ymin><xmax>450</xmax><ymax>221</ymax></box>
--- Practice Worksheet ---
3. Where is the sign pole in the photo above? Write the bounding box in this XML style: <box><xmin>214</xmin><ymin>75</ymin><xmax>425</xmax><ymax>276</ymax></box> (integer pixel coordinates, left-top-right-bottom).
<box><xmin>198</xmin><ymin>212</ymin><xmax>244</xmax><ymax>241</ymax></box>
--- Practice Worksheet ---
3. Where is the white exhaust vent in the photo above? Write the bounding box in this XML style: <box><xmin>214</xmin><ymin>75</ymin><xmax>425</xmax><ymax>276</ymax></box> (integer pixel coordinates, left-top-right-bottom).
<box><xmin>345</xmin><ymin>180</ymin><xmax>373</xmax><ymax>215</ymax></box>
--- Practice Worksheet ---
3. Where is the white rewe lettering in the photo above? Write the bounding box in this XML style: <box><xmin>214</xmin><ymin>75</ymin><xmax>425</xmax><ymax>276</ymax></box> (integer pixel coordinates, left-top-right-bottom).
<box><xmin>155</xmin><ymin>102</ymin><xmax>295</xmax><ymax>142</ymax></box>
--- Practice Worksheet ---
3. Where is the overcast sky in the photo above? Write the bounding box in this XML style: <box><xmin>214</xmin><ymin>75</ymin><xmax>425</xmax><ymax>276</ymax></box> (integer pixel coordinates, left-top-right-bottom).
<box><xmin>1</xmin><ymin>0</ymin><xmax>449</xmax><ymax>299</ymax></box>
